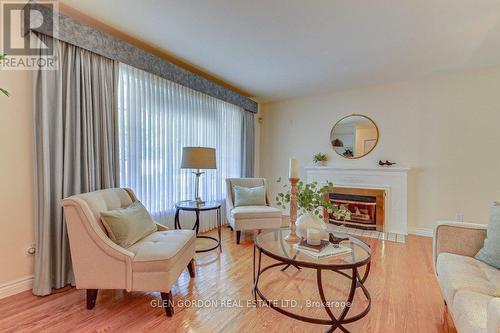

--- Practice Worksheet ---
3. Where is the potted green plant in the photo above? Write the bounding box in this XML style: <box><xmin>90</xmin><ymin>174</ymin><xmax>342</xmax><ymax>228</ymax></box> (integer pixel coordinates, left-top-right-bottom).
<box><xmin>0</xmin><ymin>54</ymin><xmax>10</xmax><ymax>97</ymax></box>
<box><xmin>313</xmin><ymin>152</ymin><xmax>328</xmax><ymax>166</ymax></box>
<box><xmin>275</xmin><ymin>178</ymin><xmax>350</xmax><ymax>238</ymax></box>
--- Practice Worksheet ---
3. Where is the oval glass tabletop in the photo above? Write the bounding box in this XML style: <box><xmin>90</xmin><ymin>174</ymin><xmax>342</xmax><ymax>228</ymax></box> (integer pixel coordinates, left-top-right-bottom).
<box><xmin>175</xmin><ymin>200</ymin><xmax>221</xmax><ymax>211</ymax></box>
<box><xmin>254</xmin><ymin>227</ymin><xmax>372</xmax><ymax>269</ymax></box>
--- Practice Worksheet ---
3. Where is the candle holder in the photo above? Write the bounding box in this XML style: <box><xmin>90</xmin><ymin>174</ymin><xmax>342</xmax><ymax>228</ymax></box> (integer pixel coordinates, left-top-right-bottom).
<box><xmin>285</xmin><ymin>177</ymin><xmax>301</xmax><ymax>243</ymax></box>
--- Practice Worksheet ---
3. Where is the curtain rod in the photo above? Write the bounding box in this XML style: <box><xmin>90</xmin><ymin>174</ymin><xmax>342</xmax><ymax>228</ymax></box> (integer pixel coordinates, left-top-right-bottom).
<box><xmin>23</xmin><ymin>3</ymin><xmax>258</xmax><ymax>113</ymax></box>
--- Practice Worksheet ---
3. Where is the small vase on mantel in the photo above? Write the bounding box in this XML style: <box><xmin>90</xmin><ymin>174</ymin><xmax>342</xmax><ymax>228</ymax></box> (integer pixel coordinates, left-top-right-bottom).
<box><xmin>296</xmin><ymin>211</ymin><xmax>328</xmax><ymax>240</ymax></box>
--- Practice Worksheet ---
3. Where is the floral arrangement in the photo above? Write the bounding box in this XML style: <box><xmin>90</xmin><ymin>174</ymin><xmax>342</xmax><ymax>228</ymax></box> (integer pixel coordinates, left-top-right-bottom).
<box><xmin>0</xmin><ymin>54</ymin><xmax>9</xmax><ymax>97</ymax></box>
<box><xmin>312</xmin><ymin>152</ymin><xmax>328</xmax><ymax>165</ymax></box>
<box><xmin>275</xmin><ymin>178</ymin><xmax>351</xmax><ymax>221</ymax></box>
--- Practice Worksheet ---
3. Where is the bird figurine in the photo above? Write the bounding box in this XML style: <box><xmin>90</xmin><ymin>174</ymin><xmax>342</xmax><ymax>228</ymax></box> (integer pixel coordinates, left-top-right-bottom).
<box><xmin>329</xmin><ymin>233</ymin><xmax>349</xmax><ymax>245</ymax></box>
<box><xmin>379</xmin><ymin>160</ymin><xmax>396</xmax><ymax>166</ymax></box>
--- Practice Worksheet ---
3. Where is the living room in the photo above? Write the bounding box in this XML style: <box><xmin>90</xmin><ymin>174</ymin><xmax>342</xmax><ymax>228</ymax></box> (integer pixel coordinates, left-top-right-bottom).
<box><xmin>0</xmin><ymin>1</ymin><xmax>499</xmax><ymax>332</ymax></box>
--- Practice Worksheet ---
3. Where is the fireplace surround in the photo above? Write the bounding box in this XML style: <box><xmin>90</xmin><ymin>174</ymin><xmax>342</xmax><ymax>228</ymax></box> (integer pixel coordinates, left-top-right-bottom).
<box><xmin>306</xmin><ymin>166</ymin><xmax>410</xmax><ymax>235</ymax></box>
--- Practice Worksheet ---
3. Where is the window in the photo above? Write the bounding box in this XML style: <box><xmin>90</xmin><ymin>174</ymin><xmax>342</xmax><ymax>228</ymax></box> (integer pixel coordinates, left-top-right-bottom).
<box><xmin>117</xmin><ymin>63</ymin><xmax>243</xmax><ymax>231</ymax></box>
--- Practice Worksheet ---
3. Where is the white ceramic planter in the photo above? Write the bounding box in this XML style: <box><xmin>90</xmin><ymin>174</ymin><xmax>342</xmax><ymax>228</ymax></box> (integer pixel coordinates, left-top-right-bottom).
<box><xmin>296</xmin><ymin>211</ymin><xmax>328</xmax><ymax>239</ymax></box>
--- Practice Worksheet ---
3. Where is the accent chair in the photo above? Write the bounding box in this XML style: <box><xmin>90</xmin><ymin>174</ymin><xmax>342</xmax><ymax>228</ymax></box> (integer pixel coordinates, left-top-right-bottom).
<box><xmin>61</xmin><ymin>188</ymin><xmax>196</xmax><ymax>316</ymax></box>
<box><xmin>225</xmin><ymin>178</ymin><xmax>282</xmax><ymax>244</ymax></box>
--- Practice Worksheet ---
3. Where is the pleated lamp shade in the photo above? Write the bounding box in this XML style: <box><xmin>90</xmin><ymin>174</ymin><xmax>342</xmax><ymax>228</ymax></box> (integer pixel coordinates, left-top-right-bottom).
<box><xmin>181</xmin><ymin>147</ymin><xmax>217</xmax><ymax>169</ymax></box>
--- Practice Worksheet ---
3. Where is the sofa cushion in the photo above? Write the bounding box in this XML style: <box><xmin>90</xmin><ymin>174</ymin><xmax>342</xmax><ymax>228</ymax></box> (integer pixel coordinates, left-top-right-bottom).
<box><xmin>436</xmin><ymin>253</ymin><xmax>499</xmax><ymax>303</ymax></box>
<box><xmin>100</xmin><ymin>201</ymin><xmax>157</xmax><ymax>248</ymax></box>
<box><xmin>482</xmin><ymin>263</ymin><xmax>500</xmax><ymax>297</ymax></box>
<box><xmin>476</xmin><ymin>202</ymin><xmax>500</xmax><ymax>269</ymax></box>
<box><xmin>128</xmin><ymin>230</ymin><xmax>195</xmax><ymax>272</ymax></box>
<box><xmin>488</xmin><ymin>298</ymin><xmax>500</xmax><ymax>333</ymax></box>
<box><xmin>231</xmin><ymin>205</ymin><xmax>282</xmax><ymax>220</ymax></box>
<box><xmin>451</xmin><ymin>290</ymin><xmax>492</xmax><ymax>333</ymax></box>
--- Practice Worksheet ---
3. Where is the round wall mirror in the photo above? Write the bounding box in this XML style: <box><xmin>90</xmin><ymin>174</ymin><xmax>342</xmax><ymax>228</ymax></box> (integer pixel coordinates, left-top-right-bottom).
<box><xmin>330</xmin><ymin>114</ymin><xmax>379</xmax><ymax>159</ymax></box>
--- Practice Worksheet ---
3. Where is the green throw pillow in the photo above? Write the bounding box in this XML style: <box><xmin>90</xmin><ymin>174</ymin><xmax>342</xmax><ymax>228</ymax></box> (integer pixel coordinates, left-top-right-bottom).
<box><xmin>100</xmin><ymin>201</ymin><xmax>157</xmax><ymax>248</ymax></box>
<box><xmin>233</xmin><ymin>185</ymin><xmax>266</xmax><ymax>207</ymax></box>
<box><xmin>475</xmin><ymin>202</ymin><xmax>500</xmax><ymax>269</ymax></box>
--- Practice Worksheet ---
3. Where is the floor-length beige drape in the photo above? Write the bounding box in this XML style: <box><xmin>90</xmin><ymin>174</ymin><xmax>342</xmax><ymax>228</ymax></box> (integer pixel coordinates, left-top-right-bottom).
<box><xmin>32</xmin><ymin>34</ymin><xmax>118</xmax><ymax>295</ymax></box>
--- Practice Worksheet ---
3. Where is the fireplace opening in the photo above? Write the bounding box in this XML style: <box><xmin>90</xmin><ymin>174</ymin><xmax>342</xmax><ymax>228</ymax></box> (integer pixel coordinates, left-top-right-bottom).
<box><xmin>326</xmin><ymin>188</ymin><xmax>385</xmax><ymax>231</ymax></box>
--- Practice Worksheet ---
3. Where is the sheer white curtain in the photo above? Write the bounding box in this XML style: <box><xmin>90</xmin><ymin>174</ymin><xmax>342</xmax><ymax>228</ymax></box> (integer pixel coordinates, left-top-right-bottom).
<box><xmin>117</xmin><ymin>63</ymin><xmax>243</xmax><ymax>231</ymax></box>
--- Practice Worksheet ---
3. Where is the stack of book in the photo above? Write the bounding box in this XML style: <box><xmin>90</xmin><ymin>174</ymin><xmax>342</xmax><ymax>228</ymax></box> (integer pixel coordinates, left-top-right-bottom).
<box><xmin>293</xmin><ymin>239</ymin><xmax>352</xmax><ymax>259</ymax></box>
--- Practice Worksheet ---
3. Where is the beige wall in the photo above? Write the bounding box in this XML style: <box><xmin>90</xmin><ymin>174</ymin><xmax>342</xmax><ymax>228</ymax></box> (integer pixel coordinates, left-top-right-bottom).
<box><xmin>0</xmin><ymin>70</ymin><xmax>35</xmax><ymax>286</ymax></box>
<box><xmin>260</xmin><ymin>66</ymin><xmax>500</xmax><ymax>233</ymax></box>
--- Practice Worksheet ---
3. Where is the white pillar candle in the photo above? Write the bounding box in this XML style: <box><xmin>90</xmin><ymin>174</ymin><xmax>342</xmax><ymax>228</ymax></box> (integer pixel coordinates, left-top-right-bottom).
<box><xmin>307</xmin><ymin>228</ymin><xmax>321</xmax><ymax>246</ymax></box>
<box><xmin>289</xmin><ymin>157</ymin><xmax>299</xmax><ymax>179</ymax></box>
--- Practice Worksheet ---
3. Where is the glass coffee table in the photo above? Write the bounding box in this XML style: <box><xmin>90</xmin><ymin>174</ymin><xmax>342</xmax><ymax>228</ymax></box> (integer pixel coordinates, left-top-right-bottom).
<box><xmin>253</xmin><ymin>227</ymin><xmax>372</xmax><ymax>333</ymax></box>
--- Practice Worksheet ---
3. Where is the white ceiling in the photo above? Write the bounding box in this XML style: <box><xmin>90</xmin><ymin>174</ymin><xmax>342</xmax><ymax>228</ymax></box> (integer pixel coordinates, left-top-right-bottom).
<box><xmin>60</xmin><ymin>0</ymin><xmax>500</xmax><ymax>102</ymax></box>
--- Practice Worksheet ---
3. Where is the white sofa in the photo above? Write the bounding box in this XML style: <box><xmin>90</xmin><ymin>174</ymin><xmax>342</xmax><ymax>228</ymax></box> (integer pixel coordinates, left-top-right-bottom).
<box><xmin>434</xmin><ymin>221</ymin><xmax>500</xmax><ymax>333</ymax></box>
<box><xmin>61</xmin><ymin>188</ymin><xmax>196</xmax><ymax>316</ymax></box>
<box><xmin>225</xmin><ymin>178</ymin><xmax>282</xmax><ymax>244</ymax></box>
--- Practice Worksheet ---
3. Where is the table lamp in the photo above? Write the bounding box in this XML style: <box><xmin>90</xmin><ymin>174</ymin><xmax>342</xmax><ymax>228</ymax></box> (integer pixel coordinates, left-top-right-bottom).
<box><xmin>181</xmin><ymin>147</ymin><xmax>216</xmax><ymax>204</ymax></box>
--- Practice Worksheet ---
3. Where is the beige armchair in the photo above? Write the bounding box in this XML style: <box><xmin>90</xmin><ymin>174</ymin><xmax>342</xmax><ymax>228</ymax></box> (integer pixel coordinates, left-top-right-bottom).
<box><xmin>433</xmin><ymin>221</ymin><xmax>499</xmax><ymax>333</ymax></box>
<box><xmin>225</xmin><ymin>178</ymin><xmax>282</xmax><ymax>244</ymax></box>
<box><xmin>61</xmin><ymin>188</ymin><xmax>196</xmax><ymax>316</ymax></box>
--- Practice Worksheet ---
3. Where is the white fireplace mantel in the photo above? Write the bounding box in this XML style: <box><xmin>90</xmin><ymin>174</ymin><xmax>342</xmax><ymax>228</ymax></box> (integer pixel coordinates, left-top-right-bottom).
<box><xmin>305</xmin><ymin>165</ymin><xmax>411</xmax><ymax>235</ymax></box>
<box><xmin>305</xmin><ymin>165</ymin><xmax>411</xmax><ymax>173</ymax></box>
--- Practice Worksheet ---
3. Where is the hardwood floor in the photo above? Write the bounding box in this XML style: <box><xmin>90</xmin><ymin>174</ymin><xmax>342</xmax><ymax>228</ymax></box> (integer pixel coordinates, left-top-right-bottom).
<box><xmin>0</xmin><ymin>227</ymin><xmax>448</xmax><ymax>333</ymax></box>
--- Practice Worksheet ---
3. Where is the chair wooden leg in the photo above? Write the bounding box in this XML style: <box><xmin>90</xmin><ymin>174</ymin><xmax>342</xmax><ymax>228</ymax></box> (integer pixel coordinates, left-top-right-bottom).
<box><xmin>442</xmin><ymin>301</ymin><xmax>458</xmax><ymax>333</ymax></box>
<box><xmin>236</xmin><ymin>230</ymin><xmax>241</xmax><ymax>244</ymax></box>
<box><xmin>187</xmin><ymin>259</ymin><xmax>195</xmax><ymax>278</ymax></box>
<box><xmin>160</xmin><ymin>292</ymin><xmax>174</xmax><ymax>317</ymax></box>
<box><xmin>86</xmin><ymin>289</ymin><xmax>98</xmax><ymax>310</ymax></box>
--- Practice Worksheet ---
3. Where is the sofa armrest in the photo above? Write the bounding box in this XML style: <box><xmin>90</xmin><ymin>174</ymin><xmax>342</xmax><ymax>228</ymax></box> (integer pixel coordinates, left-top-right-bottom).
<box><xmin>155</xmin><ymin>222</ymin><xmax>168</xmax><ymax>231</ymax></box>
<box><xmin>488</xmin><ymin>298</ymin><xmax>500</xmax><ymax>333</ymax></box>
<box><xmin>433</xmin><ymin>221</ymin><xmax>487</xmax><ymax>269</ymax></box>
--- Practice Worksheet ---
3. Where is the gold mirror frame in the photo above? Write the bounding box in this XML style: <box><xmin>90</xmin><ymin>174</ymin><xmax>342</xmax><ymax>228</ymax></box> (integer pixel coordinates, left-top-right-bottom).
<box><xmin>330</xmin><ymin>114</ymin><xmax>379</xmax><ymax>159</ymax></box>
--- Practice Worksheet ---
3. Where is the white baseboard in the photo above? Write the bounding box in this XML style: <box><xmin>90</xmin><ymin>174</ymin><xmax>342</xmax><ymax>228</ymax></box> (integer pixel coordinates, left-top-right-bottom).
<box><xmin>408</xmin><ymin>228</ymin><xmax>433</xmax><ymax>237</ymax></box>
<box><xmin>0</xmin><ymin>275</ymin><xmax>34</xmax><ymax>299</ymax></box>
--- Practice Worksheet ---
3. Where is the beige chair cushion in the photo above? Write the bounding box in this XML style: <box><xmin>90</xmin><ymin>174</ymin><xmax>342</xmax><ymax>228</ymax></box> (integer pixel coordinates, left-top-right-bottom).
<box><xmin>452</xmin><ymin>290</ymin><xmax>492</xmax><ymax>333</ymax></box>
<box><xmin>436</xmin><ymin>253</ymin><xmax>500</xmax><ymax>304</ymax></box>
<box><xmin>69</xmin><ymin>188</ymin><xmax>134</xmax><ymax>234</ymax></box>
<box><xmin>231</xmin><ymin>206</ymin><xmax>282</xmax><ymax>220</ymax></box>
<box><xmin>128</xmin><ymin>229</ymin><xmax>195</xmax><ymax>272</ymax></box>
